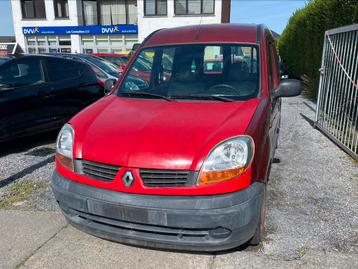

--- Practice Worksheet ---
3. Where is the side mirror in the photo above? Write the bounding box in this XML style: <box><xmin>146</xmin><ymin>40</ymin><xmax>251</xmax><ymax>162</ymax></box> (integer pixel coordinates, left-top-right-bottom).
<box><xmin>273</xmin><ymin>79</ymin><xmax>303</xmax><ymax>99</ymax></box>
<box><xmin>104</xmin><ymin>78</ymin><xmax>116</xmax><ymax>95</ymax></box>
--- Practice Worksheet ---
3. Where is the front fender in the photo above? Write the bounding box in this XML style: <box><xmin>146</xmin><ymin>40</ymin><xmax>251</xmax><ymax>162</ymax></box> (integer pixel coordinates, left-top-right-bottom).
<box><xmin>245</xmin><ymin>97</ymin><xmax>271</xmax><ymax>183</ymax></box>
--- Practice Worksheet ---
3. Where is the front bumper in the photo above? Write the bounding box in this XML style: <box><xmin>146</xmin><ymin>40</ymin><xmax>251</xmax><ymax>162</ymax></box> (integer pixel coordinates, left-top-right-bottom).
<box><xmin>51</xmin><ymin>171</ymin><xmax>264</xmax><ymax>252</ymax></box>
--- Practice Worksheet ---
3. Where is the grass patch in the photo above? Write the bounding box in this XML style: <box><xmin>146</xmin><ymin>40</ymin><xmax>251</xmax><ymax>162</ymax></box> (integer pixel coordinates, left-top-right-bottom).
<box><xmin>0</xmin><ymin>180</ymin><xmax>47</xmax><ymax>209</ymax></box>
<box><xmin>296</xmin><ymin>246</ymin><xmax>308</xmax><ymax>257</ymax></box>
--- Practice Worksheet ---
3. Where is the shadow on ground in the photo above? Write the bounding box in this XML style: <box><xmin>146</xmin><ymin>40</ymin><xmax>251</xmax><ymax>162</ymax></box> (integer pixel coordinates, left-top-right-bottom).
<box><xmin>0</xmin><ymin>131</ymin><xmax>58</xmax><ymax>158</ymax></box>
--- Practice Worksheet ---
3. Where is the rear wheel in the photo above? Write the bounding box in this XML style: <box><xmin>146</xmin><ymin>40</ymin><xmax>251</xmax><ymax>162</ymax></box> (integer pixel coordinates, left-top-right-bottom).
<box><xmin>249</xmin><ymin>183</ymin><xmax>267</xmax><ymax>245</ymax></box>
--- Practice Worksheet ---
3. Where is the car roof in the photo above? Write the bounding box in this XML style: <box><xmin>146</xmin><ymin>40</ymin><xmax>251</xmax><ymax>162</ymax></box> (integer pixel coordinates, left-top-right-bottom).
<box><xmin>13</xmin><ymin>54</ymin><xmax>76</xmax><ymax>60</ymax></box>
<box><xmin>0</xmin><ymin>54</ymin><xmax>91</xmax><ymax>69</ymax></box>
<box><xmin>6</xmin><ymin>54</ymin><xmax>84</xmax><ymax>62</ymax></box>
<box><xmin>143</xmin><ymin>23</ymin><xmax>265</xmax><ymax>47</ymax></box>
<box><xmin>92</xmin><ymin>53</ymin><xmax>128</xmax><ymax>58</ymax></box>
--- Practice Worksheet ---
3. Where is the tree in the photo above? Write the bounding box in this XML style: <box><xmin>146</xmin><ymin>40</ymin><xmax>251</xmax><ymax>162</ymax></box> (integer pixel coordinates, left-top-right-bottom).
<box><xmin>278</xmin><ymin>0</ymin><xmax>358</xmax><ymax>100</ymax></box>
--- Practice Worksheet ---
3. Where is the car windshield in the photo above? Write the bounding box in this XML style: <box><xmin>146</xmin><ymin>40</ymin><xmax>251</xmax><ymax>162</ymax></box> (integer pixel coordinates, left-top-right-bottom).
<box><xmin>82</xmin><ymin>55</ymin><xmax>119</xmax><ymax>77</ymax></box>
<box><xmin>117</xmin><ymin>44</ymin><xmax>259</xmax><ymax>101</ymax></box>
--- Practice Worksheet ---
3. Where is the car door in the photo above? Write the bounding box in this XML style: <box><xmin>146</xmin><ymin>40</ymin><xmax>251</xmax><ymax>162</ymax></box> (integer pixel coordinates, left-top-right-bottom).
<box><xmin>44</xmin><ymin>58</ymin><xmax>102</xmax><ymax>124</ymax></box>
<box><xmin>0</xmin><ymin>57</ymin><xmax>51</xmax><ymax>141</ymax></box>
<box><xmin>44</xmin><ymin>58</ymin><xmax>84</xmax><ymax>125</ymax></box>
<box><xmin>267</xmin><ymin>38</ymin><xmax>281</xmax><ymax>160</ymax></box>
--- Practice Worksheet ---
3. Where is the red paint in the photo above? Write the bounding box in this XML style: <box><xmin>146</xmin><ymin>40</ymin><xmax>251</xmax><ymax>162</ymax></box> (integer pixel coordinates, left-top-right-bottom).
<box><xmin>56</xmin><ymin>24</ymin><xmax>279</xmax><ymax>196</ymax></box>
<box><xmin>72</xmin><ymin>96</ymin><xmax>260</xmax><ymax>170</ymax></box>
<box><xmin>145</xmin><ymin>24</ymin><xmax>258</xmax><ymax>47</ymax></box>
<box><xmin>57</xmin><ymin>159</ymin><xmax>251</xmax><ymax>195</ymax></box>
<box><xmin>91</xmin><ymin>53</ymin><xmax>128</xmax><ymax>58</ymax></box>
<box><xmin>97</xmin><ymin>78</ymin><xmax>105</xmax><ymax>89</ymax></box>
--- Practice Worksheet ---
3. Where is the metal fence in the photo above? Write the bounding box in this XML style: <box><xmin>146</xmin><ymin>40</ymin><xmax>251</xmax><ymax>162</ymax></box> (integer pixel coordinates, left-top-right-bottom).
<box><xmin>315</xmin><ymin>24</ymin><xmax>358</xmax><ymax>160</ymax></box>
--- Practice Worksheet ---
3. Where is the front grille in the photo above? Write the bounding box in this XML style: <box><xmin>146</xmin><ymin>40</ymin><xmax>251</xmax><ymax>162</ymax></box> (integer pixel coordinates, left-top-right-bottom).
<box><xmin>77</xmin><ymin>160</ymin><xmax>120</xmax><ymax>182</ymax></box>
<box><xmin>139</xmin><ymin>169</ymin><xmax>198</xmax><ymax>187</ymax></box>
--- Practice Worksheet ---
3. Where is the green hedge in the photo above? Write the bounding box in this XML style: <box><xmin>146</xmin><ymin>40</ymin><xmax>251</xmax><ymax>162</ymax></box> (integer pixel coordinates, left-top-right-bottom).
<box><xmin>278</xmin><ymin>0</ymin><xmax>358</xmax><ymax>100</ymax></box>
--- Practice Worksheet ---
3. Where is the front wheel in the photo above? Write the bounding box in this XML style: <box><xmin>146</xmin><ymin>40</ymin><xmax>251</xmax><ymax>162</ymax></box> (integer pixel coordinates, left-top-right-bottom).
<box><xmin>248</xmin><ymin>183</ymin><xmax>267</xmax><ymax>245</ymax></box>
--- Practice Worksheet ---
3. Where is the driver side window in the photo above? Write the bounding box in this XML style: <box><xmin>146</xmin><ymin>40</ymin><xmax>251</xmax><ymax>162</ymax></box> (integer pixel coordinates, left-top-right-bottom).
<box><xmin>0</xmin><ymin>58</ymin><xmax>44</xmax><ymax>88</ymax></box>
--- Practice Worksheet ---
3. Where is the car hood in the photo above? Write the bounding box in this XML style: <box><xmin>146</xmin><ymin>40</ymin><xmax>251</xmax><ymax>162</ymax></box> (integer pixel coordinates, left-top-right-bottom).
<box><xmin>71</xmin><ymin>95</ymin><xmax>260</xmax><ymax>170</ymax></box>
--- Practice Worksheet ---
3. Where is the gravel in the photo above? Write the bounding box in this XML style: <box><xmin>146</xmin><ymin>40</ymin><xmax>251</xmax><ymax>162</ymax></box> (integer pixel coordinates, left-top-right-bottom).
<box><xmin>264</xmin><ymin>97</ymin><xmax>358</xmax><ymax>259</ymax></box>
<box><xmin>0</xmin><ymin>96</ymin><xmax>356</xmax><ymax>260</ymax></box>
<box><xmin>0</xmin><ymin>132</ymin><xmax>58</xmax><ymax>211</ymax></box>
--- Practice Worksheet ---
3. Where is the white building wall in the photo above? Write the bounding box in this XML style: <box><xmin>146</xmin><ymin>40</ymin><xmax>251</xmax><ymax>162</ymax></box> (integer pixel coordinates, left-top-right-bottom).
<box><xmin>11</xmin><ymin>0</ymin><xmax>81</xmax><ymax>52</ymax></box>
<box><xmin>11</xmin><ymin>0</ymin><xmax>226</xmax><ymax>52</ymax></box>
<box><xmin>137</xmin><ymin>0</ymin><xmax>223</xmax><ymax>42</ymax></box>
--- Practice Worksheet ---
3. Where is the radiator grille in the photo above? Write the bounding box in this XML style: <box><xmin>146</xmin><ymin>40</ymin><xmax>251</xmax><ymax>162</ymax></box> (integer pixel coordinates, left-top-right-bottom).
<box><xmin>139</xmin><ymin>169</ymin><xmax>197</xmax><ymax>187</ymax></box>
<box><xmin>80</xmin><ymin>160</ymin><xmax>120</xmax><ymax>182</ymax></box>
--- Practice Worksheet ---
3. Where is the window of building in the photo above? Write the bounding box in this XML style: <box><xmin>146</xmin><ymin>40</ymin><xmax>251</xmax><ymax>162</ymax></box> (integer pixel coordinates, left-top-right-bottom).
<box><xmin>174</xmin><ymin>0</ymin><xmax>214</xmax><ymax>15</ymax></box>
<box><xmin>54</xmin><ymin>0</ymin><xmax>69</xmax><ymax>18</ymax></box>
<box><xmin>100</xmin><ymin>0</ymin><xmax>126</xmax><ymax>24</ymax></box>
<box><xmin>144</xmin><ymin>0</ymin><xmax>167</xmax><ymax>16</ymax></box>
<box><xmin>127</xmin><ymin>0</ymin><xmax>138</xmax><ymax>24</ymax></box>
<box><xmin>96</xmin><ymin>36</ymin><xmax>109</xmax><ymax>45</ymax></box>
<box><xmin>28</xmin><ymin>48</ymin><xmax>36</xmax><ymax>54</ymax></box>
<box><xmin>83</xmin><ymin>0</ymin><xmax>137</xmax><ymax>26</ymax></box>
<box><xmin>21</xmin><ymin>0</ymin><xmax>46</xmax><ymax>19</ymax></box>
<box><xmin>99</xmin><ymin>0</ymin><xmax>137</xmax><ymax>25</ymax></box>
<box><xmin>59</xmin><ymin>40</ymin><xmax>71</xmax><ymax>46</ymax></box>
<box><xmin>83</xmin><ymin>0</ymin><xmax>98</xmax><ymax>25</ymax></box>
<box><xmin>26</xmin><ymin>36</ymin><xmax>71</xmax><ymax>54</ymax></box>
<box><xmin>80</xmin><ymin>35</ymin><xmax>138</xmax><ymax>54</ymax></box>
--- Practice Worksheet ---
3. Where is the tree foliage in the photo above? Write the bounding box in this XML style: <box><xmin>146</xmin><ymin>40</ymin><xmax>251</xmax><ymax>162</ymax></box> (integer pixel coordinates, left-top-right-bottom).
<box><xmin>278</xmin><ymin>0</ymin><xmax>358</xmax><ymax>100</ymax></box>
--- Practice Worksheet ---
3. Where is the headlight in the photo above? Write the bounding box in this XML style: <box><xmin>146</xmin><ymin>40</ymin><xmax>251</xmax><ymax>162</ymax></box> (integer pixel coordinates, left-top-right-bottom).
<box><xmin>198</xmin><ymin>136</ymin><xmax>254</xmax><ymax>186</ymax></box>
<box><xmin>56</xmin><ymin>124</ymin><xmax>74</xmax><ymax>171</ymax></box>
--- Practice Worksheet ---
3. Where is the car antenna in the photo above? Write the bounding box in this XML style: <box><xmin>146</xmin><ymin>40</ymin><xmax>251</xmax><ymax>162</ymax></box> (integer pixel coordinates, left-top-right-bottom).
<box><xmin>195</xmin><ymin>13</ymin><xmax>203</xmax><ymax>40</ymax></box>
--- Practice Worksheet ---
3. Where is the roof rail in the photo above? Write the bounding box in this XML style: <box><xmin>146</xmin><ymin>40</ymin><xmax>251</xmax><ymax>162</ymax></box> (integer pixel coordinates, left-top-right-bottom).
<box><xmin>141</xmin><ymin>29</ymin><xmax>164</xmax><ymax>47</ymax></box>
<box><xmin>256</xmin><ymin>24</ymin><xmax>265</xmax><ymax>44</ymax></box>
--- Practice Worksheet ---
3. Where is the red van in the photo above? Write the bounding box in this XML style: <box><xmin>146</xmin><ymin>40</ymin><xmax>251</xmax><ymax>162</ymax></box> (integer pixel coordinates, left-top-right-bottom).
<box><xmin>51</xmin><ymin>24</ymin><xmax>302</xmax><ymax>251</ymax></box>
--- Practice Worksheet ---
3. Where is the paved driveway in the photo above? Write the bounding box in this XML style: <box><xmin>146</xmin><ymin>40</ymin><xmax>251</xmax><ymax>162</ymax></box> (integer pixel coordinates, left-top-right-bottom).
<box><xmin>0</xmin><ymin>96</ymin><xmax>357</xmax><ymax>268</ymax></box>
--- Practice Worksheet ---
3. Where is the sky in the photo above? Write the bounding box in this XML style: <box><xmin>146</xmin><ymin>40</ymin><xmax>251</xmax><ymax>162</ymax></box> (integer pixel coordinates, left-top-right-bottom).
<box><xmin>230</xmin><ymin>0</ymin><xmax>308</xmax><ymax>34</ymax></box>
<box><xmin>0</xmin><ymin>0</ymin><xmax>308</xmax><ymax>36</ymax></box>
<box><xmin>0</xmin><ymin>0</ymin><xmax>13</xmax><ymax>36</ymax></box>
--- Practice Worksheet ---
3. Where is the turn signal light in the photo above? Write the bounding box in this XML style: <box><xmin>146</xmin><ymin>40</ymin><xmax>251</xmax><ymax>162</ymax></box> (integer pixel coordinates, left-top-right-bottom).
<box><xmin>198</xmin><ymin>167</ymin><xmax>245</xmax><ymax>186</ymax></box>
<box><xmin>56</xmin><ymin>153</ymin><xmax>74</xmax><ymax>171</ymax></box>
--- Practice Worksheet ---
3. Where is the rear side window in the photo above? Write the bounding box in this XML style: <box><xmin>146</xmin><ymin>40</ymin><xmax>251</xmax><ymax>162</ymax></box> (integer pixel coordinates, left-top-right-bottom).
<box><xmin>103</xmin><ymin>56</ymin><xmax>128</xmax><ymax>66</ymax></box>
<box><xmin>46</xmin><ymin>59</ymin><xmax>80</xmax><ymax>81</ymax></box>
<box><xmin>91</xmin><ymin>64</ymin><xmax>107</xmax><ymax>79</ymax></box>
<box><xmin>0</xmin><ymin>57</ymin><xmax>44</xmax><ymax>87</ymax></box>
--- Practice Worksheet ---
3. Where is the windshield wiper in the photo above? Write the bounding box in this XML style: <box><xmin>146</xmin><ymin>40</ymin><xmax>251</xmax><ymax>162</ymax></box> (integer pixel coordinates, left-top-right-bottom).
<box><xmin>205</xmin><ymin>95</ymin><xmax>235</xmax><ymax>102</ymax></box>
<box><xmin>170</xmin><ymin>95</ymin><xmax>235</xmax><ymax>102</ymax></box>
<box><xmin>122</xmin><ymin>92</ymin><xmax>175</xmax><ymax>102</ymax></box>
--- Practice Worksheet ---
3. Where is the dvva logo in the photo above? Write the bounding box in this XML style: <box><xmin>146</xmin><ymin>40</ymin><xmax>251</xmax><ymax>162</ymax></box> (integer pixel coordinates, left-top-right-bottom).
<box><xmin>23</xmin><ymin>27</ymin><xmax>39</xmax><ymax>35</ymax></box>
<box><xmin>101</xmin><ymin>26</ymin><xmax>119</xmax><ymax>34</ymax></box>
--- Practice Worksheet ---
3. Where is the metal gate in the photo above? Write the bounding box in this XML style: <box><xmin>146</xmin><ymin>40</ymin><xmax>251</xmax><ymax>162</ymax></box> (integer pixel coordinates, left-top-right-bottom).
<box><xmin>315</xmin><ymin>24</ymin><xmax>358</xmax><ymax>160</ymax></box>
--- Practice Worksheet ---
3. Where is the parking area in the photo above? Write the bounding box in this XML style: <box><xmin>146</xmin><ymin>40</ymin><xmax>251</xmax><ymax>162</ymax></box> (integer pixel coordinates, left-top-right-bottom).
<box><xmin>0</xmin><ymin>96</ymin><xmax>357</xmax><ymax>269</ymax></box>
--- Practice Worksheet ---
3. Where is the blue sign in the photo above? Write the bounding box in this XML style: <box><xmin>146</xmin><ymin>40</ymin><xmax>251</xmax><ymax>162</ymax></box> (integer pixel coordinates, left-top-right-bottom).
<box><xmin>22</xmin><ymin>24</ymin><xmax>138</xmax><ymax>35</ymax></box>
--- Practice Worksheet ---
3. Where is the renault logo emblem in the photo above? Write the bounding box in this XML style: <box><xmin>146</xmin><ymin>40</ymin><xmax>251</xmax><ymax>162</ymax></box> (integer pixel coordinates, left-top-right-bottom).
<box><xmin>122</xmin><ymin>171</ymin><xmax>134</xmax><ymax>188</ymax></box>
